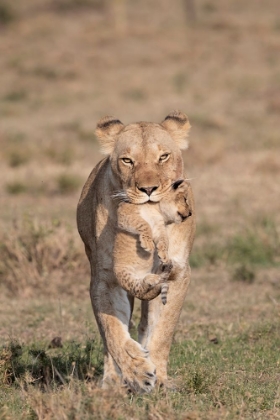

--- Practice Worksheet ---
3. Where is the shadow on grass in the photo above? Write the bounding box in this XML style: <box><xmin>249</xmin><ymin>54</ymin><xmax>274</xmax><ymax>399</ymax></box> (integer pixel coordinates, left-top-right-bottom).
<box><xmin>0</xmin><ymin>339</ymin><xmax>103</xmax><ymax>389</ymax></box>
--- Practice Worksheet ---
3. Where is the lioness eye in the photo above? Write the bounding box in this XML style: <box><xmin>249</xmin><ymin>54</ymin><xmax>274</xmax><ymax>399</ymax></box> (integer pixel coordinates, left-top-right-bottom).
<box><xmin>122</xmin><ymin>158</ymin><xmax>133</xmax><ymax>165</ymax></box>
<box><xmin>159</xmin><ymin>153</ymin><xmax>170</xmax><ymax>162</ymax></box>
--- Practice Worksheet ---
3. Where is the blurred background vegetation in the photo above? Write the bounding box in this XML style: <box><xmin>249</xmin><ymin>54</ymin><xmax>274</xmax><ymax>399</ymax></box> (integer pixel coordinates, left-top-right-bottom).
<box><xmin>0</xmin><ymin>0</ymin><xmax>279</xmax><ymax>293</ymax></box>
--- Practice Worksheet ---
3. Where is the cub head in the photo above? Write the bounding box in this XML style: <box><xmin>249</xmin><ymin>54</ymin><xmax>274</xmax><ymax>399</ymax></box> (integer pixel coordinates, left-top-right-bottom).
<box><xmin>95</xmin><ymin>111</ymin><xmax>191</xmax><ymax>204</ymax></box>
<box><xmin>159</xmin><ymin>179</ymin><xmax>192</xmax><ymax>224</ymax></box>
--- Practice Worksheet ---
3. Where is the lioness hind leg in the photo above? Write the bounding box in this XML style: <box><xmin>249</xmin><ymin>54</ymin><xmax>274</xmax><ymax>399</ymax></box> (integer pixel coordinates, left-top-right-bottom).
<box><xmin>138</xmin><ymin>301</ymin><xmax>149</xmax><ymax>347</ymax></box>
<box><xmin>102</xmin><ymin>352</ymin><xmax>122</xmax><ymax>389</ymax></box>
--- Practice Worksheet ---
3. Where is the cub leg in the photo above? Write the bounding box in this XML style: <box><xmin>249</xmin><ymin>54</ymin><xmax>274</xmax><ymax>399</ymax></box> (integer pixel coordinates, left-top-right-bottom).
<box><xmin>114</xmin><ymin>266</ymin><xmax>168</xmax><ymax>301</ymax></box>
<box><xmin>159</xmin><ymin>262</ymin><xmax>173</xmax><ymax>305</ymax></box>
<box><xmin>152</xmin><ymin>221</ymin><xmax>170</xmax><ymax>264</ymax></box>
<box><xmin>117</xmin><ymin>203</ymin><xmax>154</xmax><ymax>253</ymax></box>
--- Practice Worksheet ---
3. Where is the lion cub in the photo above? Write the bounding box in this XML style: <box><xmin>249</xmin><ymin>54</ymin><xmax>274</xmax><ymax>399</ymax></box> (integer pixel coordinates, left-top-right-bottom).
<box><xmin>113</xmin><ymin>180</ymin><xmax>192</xmax><ymax>305</ymax></box>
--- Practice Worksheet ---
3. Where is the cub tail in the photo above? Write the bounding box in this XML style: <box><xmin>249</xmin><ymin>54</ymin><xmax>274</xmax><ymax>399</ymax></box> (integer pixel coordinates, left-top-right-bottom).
<box><xmin>161</xmin><ymin>282</ymin><xmax>169</xmax><ymax>305</ymax></box>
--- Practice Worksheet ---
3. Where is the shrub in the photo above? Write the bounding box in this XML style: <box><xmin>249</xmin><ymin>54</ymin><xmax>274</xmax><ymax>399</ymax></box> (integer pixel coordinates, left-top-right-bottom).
<box><xmin>232</xmin><ymin>264</ymin><xmax>255</xmax><ymax>284</ymax></box>
<box><xmin>3</xmin><ymin>90</ymin><xmax>27</xmax><ymax>102</ymax></box>
<box><xmin>0</xmin><ymin>218</ymin><xmax>88</xmax><ymax>297</ymax></box>
<box><xmin>56</xmin><ymin>174</ymin><xmax>82</xmax><ymax>194</ymax></box>
<box><xmin>6</xmin><ymin>181</ymin><xmax>27</xmax><ymax>195</ymax></box>
<box><xmin>0</xmin><ymin>1</ymin><xmax>15</xmax><ymax>25</ymax></box>
<box><xmin>8</xmin><ymin>150</ymin><xmax>30</xmax><ymax>167</ymax></box>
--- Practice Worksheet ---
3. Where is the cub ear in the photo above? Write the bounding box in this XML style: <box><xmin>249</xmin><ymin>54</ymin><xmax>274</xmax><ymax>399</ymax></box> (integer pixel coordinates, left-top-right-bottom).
<box><xmin>95</xmin><ymin>116</ymin><xmax>124</xmax><ymax>155</ymax></box>
<box><xmin>161</xmin><ymin>110</ymin><xmax>191</xmax><ymax>150</ymax></box>
<box><xmin>172</xmin><ymin>179</ymin><xmax>184</xmax><ymax>190</ymax></box>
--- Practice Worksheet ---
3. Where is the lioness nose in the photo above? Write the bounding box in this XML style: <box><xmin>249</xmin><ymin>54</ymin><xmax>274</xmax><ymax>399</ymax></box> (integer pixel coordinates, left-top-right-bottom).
<box><xmin>138</xmin><ymin>185</ymin><xmax>158</xmax><ymax>196</ymax></box>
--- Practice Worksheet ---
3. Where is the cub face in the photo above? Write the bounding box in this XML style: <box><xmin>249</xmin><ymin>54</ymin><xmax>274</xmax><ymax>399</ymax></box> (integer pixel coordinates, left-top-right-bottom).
<box><xmin>95</xmin><ymin>111</ymin><xmax>191</xmax><ymax>205</ymax></box>
<box><xmin>159</xmin><ymin>179</ymin><xmax>192</xmax><ymax>224</ymax></box>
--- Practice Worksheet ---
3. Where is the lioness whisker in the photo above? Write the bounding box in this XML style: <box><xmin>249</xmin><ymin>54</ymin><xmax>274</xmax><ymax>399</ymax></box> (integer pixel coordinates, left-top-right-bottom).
<box><xmin>112</xmin><ymin>191</ymin><xmax>130</xmax><ymax>203</ymax></box>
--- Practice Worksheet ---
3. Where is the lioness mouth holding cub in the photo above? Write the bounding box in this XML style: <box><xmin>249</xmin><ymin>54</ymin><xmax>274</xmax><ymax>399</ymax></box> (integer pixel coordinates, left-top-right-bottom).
<box><xmin>114</xmin><ymin>178</ymin><xmax>192</xmax><ymax>306</ymax></box>
<box><xmin>77</xmin><ymin>111</ymin><xmax>195</xmax><ymax>393</ymax></box>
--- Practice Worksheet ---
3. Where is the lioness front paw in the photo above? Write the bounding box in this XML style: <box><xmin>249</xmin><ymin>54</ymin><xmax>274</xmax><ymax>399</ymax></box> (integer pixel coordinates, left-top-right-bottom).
<box><xmin>122</xmin><ymin>340</ymin><xmax>157</xmax><ymax>393</ymax></box>
<box><xmin>139</xmin><ymin>234</ymin><xmax>154</xmax><ymax>253</ymax></box>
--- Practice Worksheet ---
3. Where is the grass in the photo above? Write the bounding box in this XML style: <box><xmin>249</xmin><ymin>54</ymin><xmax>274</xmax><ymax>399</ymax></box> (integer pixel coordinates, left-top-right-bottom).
<box><xmin>0</xmin><ymin>1</ymin><xmax>15</xmax><ymax>25</ymax></box>
<box><xmin>188</xmin><ymin>114</ymin><xmax>224</xmax><ymax>130</ymax></box>
<box><xmin>190</xmin><ymin>219</ymin><xmax>280</xmax><ymax>269</ymax></box>
<box><xmin>3</xmin><ymin>90</ymin><xmax>27</xmax><ymax>102</ymax></box>
<box><xmin>0</xmin><ymin>321</ymin><xmax>279</xmax><ymax>419</ymax></box>
<box><xmin>7</xmin><ymin>150</ymin><xmax>30</xmax><ymax>167</ymax></box>
<box><xmin>31</xmin><ymin>66</ymin><xmax>59</xmax><ymax>80</ymax></box>
<box><xmin>232</xmin><ymin>264</ymin><xmax>256</xmax><ymax>284</ymax></box>
<box><xmin>53</xmin><ymin>0</ymin><xmax>104</xmax><ymax>12</ymax></box>
<box><xmin>6</xmin><ymin>181</ymin><xmax>28</xmax><ymax>195</ymax></box>
<box><xmin>0</xmin><ymin>218</ymin><xmax>88</xmax><ymax>297</ymax></box>
<box><xmin>172</xmin><ymin>72</ymin><xmax>188</xmax><ymax>94</ymax></box>
<box><xmin>0</xmin><ymin>339</ymin><xmax>103</xmax><ymax>388</ymax></box>
<box><xmin>122</xmin><ymin>89</ymin><xmax>147</xmax><ymax>101</ymax></box>
<box><xmin>45</xmin><ymin>146</ymin><xmax>74</xmax><ymax>165</ymax></box>
<box><xmin>56</xmin><ymin>173</ymin><xmax>82</xmax><ymax>194</ymax></box>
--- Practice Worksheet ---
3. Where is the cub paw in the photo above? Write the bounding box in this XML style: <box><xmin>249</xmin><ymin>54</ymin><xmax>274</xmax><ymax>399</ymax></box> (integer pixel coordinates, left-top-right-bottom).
<box><xmin>156</xmin><ymin>241</ymin><xmax>169</xmax><ymax>263</ymax></box>
<box><xmin>139</xmin><ymin>234</ymin><xmax>154</xmax><ymax>253</ymax></box>
<box><xmin>161</xmin><ymin>261</ymin><xmax>173</xmax><ymax>274</ymax></box>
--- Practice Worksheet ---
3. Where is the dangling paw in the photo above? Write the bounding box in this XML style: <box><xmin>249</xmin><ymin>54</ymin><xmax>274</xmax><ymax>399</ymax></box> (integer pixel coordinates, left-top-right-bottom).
<box><xmin>139</xmin><ymin>234</ymin><xmax>155</xmax><ymax>253</ymax></box>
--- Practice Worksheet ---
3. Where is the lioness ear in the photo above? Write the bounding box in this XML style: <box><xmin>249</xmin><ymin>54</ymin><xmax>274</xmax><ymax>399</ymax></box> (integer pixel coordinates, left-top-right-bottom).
<box><xmin>161</xmin><ymin>110</ymin><xmax>191</xmax><ymax>150</ymax></box>
<box><xmin>95</xmin><ymin>116</ymin><xmax>124</xmax><ymax>155</ymax></box>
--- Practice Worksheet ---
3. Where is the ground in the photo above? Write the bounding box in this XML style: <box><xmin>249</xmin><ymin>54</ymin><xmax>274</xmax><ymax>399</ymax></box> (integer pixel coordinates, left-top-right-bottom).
<box><xmin>0</xmin><ymin>0</ymin><xmax>280</xmax><ymax>418</ymax></box>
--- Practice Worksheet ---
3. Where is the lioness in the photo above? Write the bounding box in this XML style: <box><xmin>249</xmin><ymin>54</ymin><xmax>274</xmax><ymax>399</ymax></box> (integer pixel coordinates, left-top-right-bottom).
<box><xmin>77</xmin><ymin>111</ymin><xmax>195</xmax><ymax>392</ymax></box>
<box><xmin>114</xmin><ymin>179</ymin><xmax>192</xmax><ymax>305</ymax></box>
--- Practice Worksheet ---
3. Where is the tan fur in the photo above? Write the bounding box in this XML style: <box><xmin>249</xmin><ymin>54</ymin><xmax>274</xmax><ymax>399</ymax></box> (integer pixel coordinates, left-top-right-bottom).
<box><xmin>114</xmin><ymin>180</ymin><xmax>192</xmax><ymax>305</ymax></box>
<box><xmin>77</xmin><ymin>111</ymin><xmax>196</xmax><ymax>392</ymax></box>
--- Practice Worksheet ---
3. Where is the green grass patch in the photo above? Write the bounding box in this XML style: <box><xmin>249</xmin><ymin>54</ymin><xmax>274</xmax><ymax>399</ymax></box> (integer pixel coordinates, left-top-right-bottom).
<box><xmin>1</xmin><ymin>322</ymin><xmax>279</xmax><ymax>419</ymax></box>
<box><xmin>3</xmin><ymin>90</ymin><xmax>27</xmax><ymax>102</ymax></box>
<box><xmin>188</xmin><ymin>113</ymin><xmax>223</xmax><ymax>130</ymax></box>
<box><xmin>56</xmin><ymin>173</ymin><xmax>82</xmax><ymax>194</ymax></box>
<box><xmin>0</xmin><ymin>339</ymin><xmax>103</xmax><ymax>388</ymax></box>
<box><xmin>172</xmin><ymin>72</ymin><xmax>189</xmax><ymax>94</ymax></box>
<box><xmin>7</xmin><ymin>150</ymin><xmax>30</xmax><ymax>167</ymax></box>
<box><xmin>191</xmin><ymin>217</ymin><xmax>280</xmax><ymax>269</ymax></box>
<box><xmin>53</xmin><ymin>0</ymin><xmax>104</xmax><ymax>12</ymax></box>
<box><xmin>232</xmin><ymin>263</ymin><xmax>256</xmax><ymax>284</ymax></box>
<box><xmin>0</xmin><ymin>1</ymin><xmax>15</xmax><ymax>25</ymax></box>
<box><xmin>122</xmin><ymin>89</ymin><xmax>147</xmax><ymax>101</ymax></box>
<box><xmin>45</xmin><ymin>146</ymin><xmax>74</xmax><ymax>165</ymax></box>
<box><xmin>6</xmin><ymin>181</ymin><xmax>28</xmax><ymax>195</ymax></box>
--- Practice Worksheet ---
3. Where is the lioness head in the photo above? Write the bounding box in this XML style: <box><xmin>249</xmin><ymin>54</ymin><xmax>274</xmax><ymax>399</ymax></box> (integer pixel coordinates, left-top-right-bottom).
<box><xmin>159</xmin><ymin>179</ymin><xmax>192</xmax><ymax>224</ymax></box>
<box><xmin>95</xmin><ymin>111</ymin><xmax>191</xmax><ymax>204</ymax></box>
